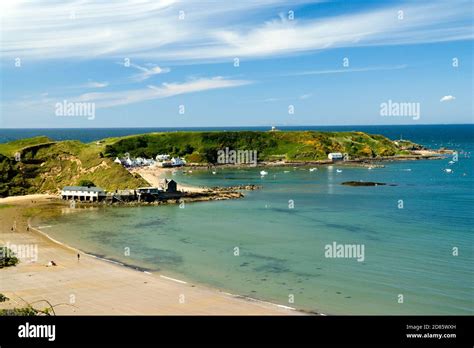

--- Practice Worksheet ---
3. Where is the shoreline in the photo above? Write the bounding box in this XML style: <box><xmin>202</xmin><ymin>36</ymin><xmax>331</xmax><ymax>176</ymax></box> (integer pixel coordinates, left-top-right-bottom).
<box><xmin>33</xmin><ymin>227</ymin><xmax>305</xmax><ymax>314</ymax></box>
<box><xmin>0</xmin><ymin>195</ymin><xmax>307</xmax><ymax>315</ymax></box>
<box><xmin>134</xmin><ymin>151</ymin><xmax>449</xmax><ymax>174</ymax></box>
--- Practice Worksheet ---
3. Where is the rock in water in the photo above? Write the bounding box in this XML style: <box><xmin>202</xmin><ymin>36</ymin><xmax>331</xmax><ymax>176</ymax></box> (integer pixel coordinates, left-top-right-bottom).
<box><xmin>341</xmin><ymin>181</ymin><xmax>397</xmax><ymax>187</ymax></box>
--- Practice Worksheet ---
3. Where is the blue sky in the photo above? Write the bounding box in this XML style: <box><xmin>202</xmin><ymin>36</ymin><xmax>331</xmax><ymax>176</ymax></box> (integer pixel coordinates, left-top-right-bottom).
<box><xmin>0</xmin><ymin>0</ymin><xmax>472</xmax><ymax>128</ymax></box>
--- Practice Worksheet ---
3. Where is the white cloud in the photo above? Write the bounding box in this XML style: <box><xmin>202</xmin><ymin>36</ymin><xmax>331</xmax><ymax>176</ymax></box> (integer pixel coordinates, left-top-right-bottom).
<box><xmin>263</xmin><ymin>98</ymin><xmax>279</xmax><ymax>103</ymax></box>
<box><xmin>440</xmin><ymin>95</ymin><xmax>456</xmax><ymax>102</ymax></box>
<box><xmin>83</xmin><ymin>81</ymin><xmax>109</xmax><ymax>88</ymax></box>
<box><xmin>299</xmin><ymin>93</ymin><xmax>312</xmax><ymax>100</ymax></box>
<box><xmin>285</xmin><ymin>65</ymin><xmax>408</xmax><ymax>76</ymax></box>
<box><xmin>0</xmin><ymin>0</ymin><xmax>471</xmax><ymax>63</ymax></box>
<box><xmin>60</xmin><ymin>76</ymin><xmax>251</xmax><ymax>108</ymax></box>
<box><xmin>126</xmin><ymin>63</ymin><xmax>171</xmax><ymax>81</ymax></box>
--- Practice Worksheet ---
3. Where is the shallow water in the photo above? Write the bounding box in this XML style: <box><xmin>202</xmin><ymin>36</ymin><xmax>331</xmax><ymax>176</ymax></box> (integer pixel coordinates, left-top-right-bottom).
<box><xmin>42</xmin><ymin>136</ymin><xmax>473</xmax><ymax>314</ymax></box>
<box><xmin>25</xmin><ymin>125</ymin><xmax>474</xmax><ymax>314</ymax></box>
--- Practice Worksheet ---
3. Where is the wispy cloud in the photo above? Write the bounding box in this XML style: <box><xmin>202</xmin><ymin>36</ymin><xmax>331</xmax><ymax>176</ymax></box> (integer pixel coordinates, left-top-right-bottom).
<box><xmin>284</xmin><ymin>65</ymin><xmax>408</xmax><ymax>77</ymax></box>
<box><xmin>16</xmin><ymin>76</ymin><xmax>252</xmax><ymax>109</ymax></box>
<box><xmin>440</xmin><ymin>95</ymin><xmax>456</xmax><ymax>102</ymax></box>
<box><xmin>0</xmin><ymin>0</ymin><xmax>471</xmax><ymax>63</ymax></box>
<box><xmin>82</xmin><ymin>81</ymin><xmax>109</xmax><ymax>88</ymax></box>
<box><xmin>124</xmin><ymin>63</ymin><xmax>171</xmax><ymax>82</ymax></box>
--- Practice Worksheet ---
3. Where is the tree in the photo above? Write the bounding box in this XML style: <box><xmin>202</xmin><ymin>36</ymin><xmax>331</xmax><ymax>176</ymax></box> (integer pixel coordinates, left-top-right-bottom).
<box><xmin>0</xmin><ymin>247</ymin><xmax>19</xmax><ymax>268</ymax></box>
<box><xmin>78</xmin><ymin>179</ymin><xmax>95</xmax><ymax>187</ymax></box>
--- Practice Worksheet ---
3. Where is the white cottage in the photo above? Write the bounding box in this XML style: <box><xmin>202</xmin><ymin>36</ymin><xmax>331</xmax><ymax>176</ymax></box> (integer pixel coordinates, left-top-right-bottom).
<box><xmin>61</xmin><ymin>186</ymin><xmax>106</xmax><ymax>202</ymax></box>
<box><xmin>156</xmin><ymin>154</ymin><xmax>170</xmax><ymax>161</ymax></box>
<box><xmin>328</xmin><ymin>152</ymin><xmax>343</xmax><ymax>161</ymax></box>
<box><xmin>171</xmin><ymin>157</ymin><xmax>186</xmax><ymax>166</ymax></box>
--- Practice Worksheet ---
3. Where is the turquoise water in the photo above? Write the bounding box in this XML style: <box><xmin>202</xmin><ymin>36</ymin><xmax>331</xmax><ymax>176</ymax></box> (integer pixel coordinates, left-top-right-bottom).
<box><xmin>40</xmin><ymin>126</ymin><xmax>473</xmax><ymax>315</ymax></box>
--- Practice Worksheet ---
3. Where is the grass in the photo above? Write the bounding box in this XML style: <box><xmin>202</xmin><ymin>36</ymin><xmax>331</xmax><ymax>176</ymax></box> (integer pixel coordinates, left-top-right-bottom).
<box><xmin>104</xmin><ymin>130</ymin><xmax>415</xmax><ymax>163</ymax></box>
<box><xmin>0</xmin><ymin>136</ymin><xmax>54</xmax><ymax>157</ymax></box>
<box><xmin>0</xmin><ymin>130</ymin><xmax>420</xmax><ymax>196</ymax></box>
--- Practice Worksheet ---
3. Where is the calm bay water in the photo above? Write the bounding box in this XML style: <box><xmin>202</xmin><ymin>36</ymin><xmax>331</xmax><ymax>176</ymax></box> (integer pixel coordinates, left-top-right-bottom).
<box><xmin>4</xmin><ymin>125</ymin><xmax>473</xmax><ymax>314</ymax></box>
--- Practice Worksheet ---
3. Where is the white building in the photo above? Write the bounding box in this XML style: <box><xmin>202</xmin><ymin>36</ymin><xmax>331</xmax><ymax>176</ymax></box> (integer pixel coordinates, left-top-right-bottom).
<box><xmin>328</xmin><ymin>152</ymin><xmax>343</xmax><ymax>160</ymax></box>
<box><xmin>61</xmin><ymin>186</ymin><xmax>106</xmax><ymax>202</ymax></box>
<box><xmin>171</xmin><ymin>157</ymin><xmax>186</xmax><ymax>166</ymax></box>
<box><xmin>156</xmin><ymin>154</ymin><xmax>170</xmax><ymax>161</ymax></box>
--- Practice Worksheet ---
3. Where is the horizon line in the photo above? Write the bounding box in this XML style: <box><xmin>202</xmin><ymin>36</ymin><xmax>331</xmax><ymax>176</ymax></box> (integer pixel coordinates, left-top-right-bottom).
<box><xmin>1</xmin><ymin>123</ymin><xmax>474</xmax><ymax>130</ymax></box>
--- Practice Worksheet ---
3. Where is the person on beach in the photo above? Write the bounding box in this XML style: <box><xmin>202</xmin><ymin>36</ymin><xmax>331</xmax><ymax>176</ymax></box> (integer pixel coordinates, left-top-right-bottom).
<box><xmin>77</xmin><ymin>253</ymin><xmax>80</xmax><ymax>261</ymax></box>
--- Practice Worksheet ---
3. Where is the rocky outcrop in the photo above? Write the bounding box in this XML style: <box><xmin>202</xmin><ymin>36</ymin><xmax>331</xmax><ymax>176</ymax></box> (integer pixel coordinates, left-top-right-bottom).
<box><xmin>341</xmin><ymin>181</ymin><xmax>397</xmax><ymax>187</ymax></box>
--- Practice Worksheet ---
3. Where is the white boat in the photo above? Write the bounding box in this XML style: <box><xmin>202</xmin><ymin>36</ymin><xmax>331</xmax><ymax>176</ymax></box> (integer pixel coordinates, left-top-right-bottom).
<box><xmin>336</xmin><ymin>169</ymin><xmax>343</xmax><ymax>173</ymax></box>
<box><xmin>309</xmin><ymin>168</ymin><xmax>317</xmax><ymax>172</ymax></box>
<box><xmin>260</xmin><ymin>170</ymin><xmax>268</xmax><ymax>176</ymax></box>
<box><xmin>212</xmin><ymin>171</ymin><xmax>217</xmax><ymax>175</ymax></box>
<box><xmin>444</xmin><ymin>168</ymin><xmax>453</xmax><ymax>173</ymax></box>
<box><xmin>448</xmin><ymin>161</ymin><xmax>455</xmax><ymax>165</ymax></box>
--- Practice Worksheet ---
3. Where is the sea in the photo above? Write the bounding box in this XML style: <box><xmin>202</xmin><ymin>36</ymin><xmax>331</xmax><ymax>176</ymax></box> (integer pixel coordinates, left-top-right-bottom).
<box><xmin>1</xmin><ymin>125</ymin><xmax>473</xmax><ymax>314</ymax></box>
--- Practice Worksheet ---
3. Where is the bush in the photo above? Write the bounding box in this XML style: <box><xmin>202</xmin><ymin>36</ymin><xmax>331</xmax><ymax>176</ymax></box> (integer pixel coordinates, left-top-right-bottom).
<box><xmin>0</xmin><ymin>307</ymin><xmax>39</xmax><ymax>316</ymax></box>
<box><xmin>0</xmin><ymin>247</ymin><xmax>19</xmax><ymax>268</ymax></box>
<box><xmin>78</xmin><ymin>179</ymin><xmax>95</xmax><ymax>187</ymax></box>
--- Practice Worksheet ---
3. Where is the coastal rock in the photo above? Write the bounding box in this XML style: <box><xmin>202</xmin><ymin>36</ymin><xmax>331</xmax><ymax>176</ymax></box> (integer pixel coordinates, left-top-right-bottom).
<box><xmin>341</xmin><ymin>181</ymin><xmax>397</xmax><ymax>187</ymax></box>
<box><xmin>210</xmin><ymin>185</ymin><xmax>261</xmax><ymax>192</ymax></box>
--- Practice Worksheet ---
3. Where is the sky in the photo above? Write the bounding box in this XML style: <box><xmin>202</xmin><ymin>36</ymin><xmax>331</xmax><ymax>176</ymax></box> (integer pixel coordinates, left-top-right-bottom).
<box><xmin>0</xmin><ymin>0</ymin><xmax>472</xmax><ymax>128</ymax></box>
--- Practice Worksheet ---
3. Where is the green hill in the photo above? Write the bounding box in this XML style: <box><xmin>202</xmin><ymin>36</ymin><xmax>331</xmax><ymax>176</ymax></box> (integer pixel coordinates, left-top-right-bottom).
<box><xmin>104</xmin><ymin>130</ymin><xmax>415</xmax><ymax>163</ymax></box>
<box><xmin>0</xmin><ymin>130</ymin><xmax>419</xmax><ymax>197</ymax></box>
<box><xmin>0</xmin><ymin>138</ymin><xmax>147</xmax><ymax>197</ymax></box>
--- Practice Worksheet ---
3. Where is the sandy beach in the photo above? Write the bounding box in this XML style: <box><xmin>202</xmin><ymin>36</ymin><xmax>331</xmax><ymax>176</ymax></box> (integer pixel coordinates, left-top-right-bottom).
<box><xmin>0</xmin><ymin>196</ymin><xmax>301</xmax><ymax>315</ymax></box>
<box><xmin>130</xmin><ymin>166</ymin><xmax>209</xmax><ymax>193</ymax></box>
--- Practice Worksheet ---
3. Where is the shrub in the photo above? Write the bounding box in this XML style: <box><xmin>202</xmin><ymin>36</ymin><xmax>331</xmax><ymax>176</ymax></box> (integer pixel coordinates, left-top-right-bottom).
<box><xmin>0</xmin><ymin>307</ymin><xmax>39</xmax><ymax>316</ymax></box>
<box><xmin>0</xmin><ymin>247</ymin><xmax>19</xmax><ymax>268</ymax></box>
<box><xmin>78</xmin><ymin>179</ymin><xmax>95</xmax><ymax>187</ymax></box>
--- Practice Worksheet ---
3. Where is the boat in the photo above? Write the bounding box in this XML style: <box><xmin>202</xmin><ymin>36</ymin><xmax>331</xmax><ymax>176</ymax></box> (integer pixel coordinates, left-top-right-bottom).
<box><xmin>260</xmin><ymin>170</ymin><xmax>268</xmax><ymax>176</ymax></box>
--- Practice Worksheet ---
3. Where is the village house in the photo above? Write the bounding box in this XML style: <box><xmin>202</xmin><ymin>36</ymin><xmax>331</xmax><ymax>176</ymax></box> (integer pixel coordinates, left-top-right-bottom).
<box><xmin>171</xmin><ymin>157</ymin><xmax>186</xmax><ymax>166</ymax></box>
<box><xmin>161</xmin><ymin>179</ymin><xmax>177</xmax><ymax>193</ymax></box>
<box><xmin>156</xmin><ymin>154</ymin><xmax>170</xmax><ymax>161</ymax></box>
<box><xmin>328</xmin><ymin>152</ymin><xmax>344</xmax><ymax>161</ymax></box>
<box><xmin>61</xmin><ymin>186</ymin><xmax>106</xmax><ymax>202</ymax></box>
<box><xmin>114</xmin><ymin>156</ymin><xmax>156</xmax><ymax>168</ymax></box>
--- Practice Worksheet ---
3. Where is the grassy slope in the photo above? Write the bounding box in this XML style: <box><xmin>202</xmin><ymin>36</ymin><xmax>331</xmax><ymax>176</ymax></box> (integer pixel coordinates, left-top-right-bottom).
<box><xmin>0</xmin><ymin>138</ymin><xmax>147</xmax><ymax>196</ymax></box>
<box><xmin>0</xmin><ymin>131</ymin><xmax>417</xmax><ymax>196</ymax></box>
<box><xmin>0</xmin><ymin>136</ymin><xmax>54</xmax><ymax>157</ymax></box>
<box><xmin>104</xmin><ymin>131</ymin><xmax>413</xmax><ymax>162</ymax></box>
